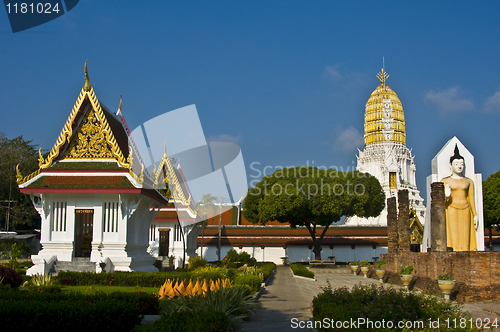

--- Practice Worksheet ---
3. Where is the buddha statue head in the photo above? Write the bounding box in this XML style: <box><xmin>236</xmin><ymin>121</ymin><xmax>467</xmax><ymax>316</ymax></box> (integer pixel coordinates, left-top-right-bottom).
<box><xmin>449</xmin><ymin>144</ymin><xmax>465</xmax><ymax>176</ymax></box>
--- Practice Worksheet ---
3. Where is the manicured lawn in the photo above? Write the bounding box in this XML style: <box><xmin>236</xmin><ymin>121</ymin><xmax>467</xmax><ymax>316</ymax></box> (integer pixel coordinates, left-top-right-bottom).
<box><xmin>62</xmin><ymin>285</ymin><xmax>159</xmax><ymax>294</ymax></box>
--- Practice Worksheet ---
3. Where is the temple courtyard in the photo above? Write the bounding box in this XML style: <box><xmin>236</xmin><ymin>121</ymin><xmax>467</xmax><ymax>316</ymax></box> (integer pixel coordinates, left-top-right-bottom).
<box><xmin>240</xmin><ymin>266</ymin><xmax>500</xmax><ymax>332</ymax></box>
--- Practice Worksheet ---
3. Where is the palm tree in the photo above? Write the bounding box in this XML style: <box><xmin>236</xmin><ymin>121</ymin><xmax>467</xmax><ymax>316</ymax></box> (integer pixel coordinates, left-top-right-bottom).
<box><xmin>195</xmin><ymin>194</ymin><xmax>218</xmax><ymax>258</ymax></box>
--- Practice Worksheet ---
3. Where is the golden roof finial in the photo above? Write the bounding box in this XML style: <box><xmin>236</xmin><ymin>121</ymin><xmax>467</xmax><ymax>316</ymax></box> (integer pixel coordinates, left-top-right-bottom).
<box><xmin>119</xmin><ymin>94</ymin><xmax>122</xmax><ymax>110</ymax></box>
<box><xmin>38</xmin><ymin>147</ymin><xmax>44</xmax><ymax>167</ymax></box>
<box><xmin>16</xmin><ymin>164</ymin><xmax>23</xmax><ymax>184</ymax></box>
<box><xmin>376</xmin><ymin>68</ymin><xmax>389</xmax><ymax>86</ymax></box>
<box><xmin>84</xmin><ymin>60</ymin><xmax>91</xmax><ymax>92</ymax></box>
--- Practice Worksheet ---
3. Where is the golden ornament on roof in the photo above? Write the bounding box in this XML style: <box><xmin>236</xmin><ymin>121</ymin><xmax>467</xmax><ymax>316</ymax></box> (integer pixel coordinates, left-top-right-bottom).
<box><xmin>16</xmin><ymin>164</ymin><xmax>23</xmax><ymax>184</ymax></box>
<box><xmin>376</xmin><ymin>68</ymin><xmax>389</xmax><ymax>85</ymax></box>
<box><xmin>364</xmin><ymin>69</ymin><xmax>406</xmax><ymax>146</ymax></box>
<box><xmin>84</xmin><ymin>60</ymin><xmax>91</xmax><ymax>92</ymax></box>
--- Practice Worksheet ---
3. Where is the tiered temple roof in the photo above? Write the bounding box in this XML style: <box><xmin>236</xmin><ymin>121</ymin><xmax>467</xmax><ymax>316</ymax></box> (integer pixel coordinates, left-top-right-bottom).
<box><xmin>17</xmin><ymin>61</ymin><xmax>174</xmax><ymax>206</ymax></box>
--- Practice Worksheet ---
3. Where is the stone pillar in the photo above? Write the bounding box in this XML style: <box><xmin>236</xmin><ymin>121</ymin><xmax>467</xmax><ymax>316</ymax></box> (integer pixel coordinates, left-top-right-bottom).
<box><xmin>398</xmin><ymin>190</ymin><xmax>411</xmax><ymax>252</ymax></box>
<box><xmin>387</xmin><ymin>197</ymin><xmax>398</xmax><ymax>254</ymax></box>
<box><xmin>430</xmin><ymin>182</ymin><xmax>447</xmax><ymax>251</ymax></box>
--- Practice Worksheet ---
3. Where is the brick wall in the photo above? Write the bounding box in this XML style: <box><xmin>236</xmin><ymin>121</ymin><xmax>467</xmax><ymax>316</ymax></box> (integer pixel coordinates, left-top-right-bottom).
<box><xmin>381</xmin><ymin>251</ymin><xmax>500</xmax><ymax>302</ymax></box>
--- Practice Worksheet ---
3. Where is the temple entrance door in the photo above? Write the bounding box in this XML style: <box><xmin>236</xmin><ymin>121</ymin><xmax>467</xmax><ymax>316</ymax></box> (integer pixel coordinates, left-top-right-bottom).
<box><xmin>159</xmin><ymin>229</ymin><xmax>170</xmax><ymax>257</ymax></box>
<box><xmin>74</xmin><ymin>209</ymin><xmax>94</xmax><ymax>258</ymax></box>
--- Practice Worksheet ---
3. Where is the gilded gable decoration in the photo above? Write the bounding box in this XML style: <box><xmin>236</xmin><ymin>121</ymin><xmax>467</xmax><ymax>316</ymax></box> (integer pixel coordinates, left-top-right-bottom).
<box><xmin>152</xmin><ymin>143</ymin><xmax>195</xmax><ymax>215</ymax></box>
<box><xmin>62</xmin><ymin>108</ymin><xmax>114</xmax><ymax>159</ymax></box>
<box><xmin>38</xmin><ymin>61</ymin><xmax>131</xmax><ymax>169</ymax></box>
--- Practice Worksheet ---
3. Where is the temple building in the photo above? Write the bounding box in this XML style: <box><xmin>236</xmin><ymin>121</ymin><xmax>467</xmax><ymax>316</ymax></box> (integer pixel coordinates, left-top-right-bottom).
<box><xmin>18</xmin><ymin>62</ymin><xmax>200</xmax><ymax>275</ymax></box>
<box><xmin>343</xmin><ymin>69</ymin><xmax>426</xmax><ymax>227</ymax></box>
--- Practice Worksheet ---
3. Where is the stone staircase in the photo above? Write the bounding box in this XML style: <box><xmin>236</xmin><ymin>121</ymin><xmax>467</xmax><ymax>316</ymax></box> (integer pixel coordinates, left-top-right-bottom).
<box><xmin>51</xmin><ymin>258</ymin><xmax>96</xmax><ymax>275</ymax></box>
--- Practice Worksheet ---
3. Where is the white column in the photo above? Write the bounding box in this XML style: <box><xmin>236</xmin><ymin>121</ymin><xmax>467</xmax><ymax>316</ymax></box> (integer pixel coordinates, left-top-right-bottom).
<box><xmin>91</xmin><ymin>197</ymin><xmax>104</xmax><ymax>262</ymax></box>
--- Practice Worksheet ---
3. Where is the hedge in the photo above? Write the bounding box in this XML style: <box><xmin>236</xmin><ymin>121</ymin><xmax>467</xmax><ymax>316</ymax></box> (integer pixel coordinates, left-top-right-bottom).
<box><xmin>134</xmin><ymin>310</ymin><xmax>229</xmax><ymax>332</ymax></box>
<box><xmin>57</xmin><ymin>268</ymin><xmax>230</xmax><ymax>287</ymax></box>
<box><xmin>233</xmin><ymin>274</ymin><xmax>262</xmax><ymax>293</ymax></box>
<box><xmin>0</xmin><ymin>289</ymin><xmax>159</xmax><ymax>332</ymax></box>
<box><xmin>260</xmin><ymin>262</ymin><xmax>275</xmax><ymax>282</ymax></box>
<box><xmin>289</xmin><ymin>263</ymin><xmax>314</xmax><ymax>278</ymax></box>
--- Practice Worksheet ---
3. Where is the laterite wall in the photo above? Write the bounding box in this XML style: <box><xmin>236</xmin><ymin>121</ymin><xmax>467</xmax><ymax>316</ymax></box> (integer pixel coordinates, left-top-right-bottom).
<box><xmin>381</xmin><ymin>251</ymin><xmax>500</xmax><ymax>303</ymax></box>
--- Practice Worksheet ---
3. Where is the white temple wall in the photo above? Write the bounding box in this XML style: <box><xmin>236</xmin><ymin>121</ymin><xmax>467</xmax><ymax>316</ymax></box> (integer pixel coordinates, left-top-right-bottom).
<box><xmin>198</xmin><ymin>244</ymin><xmax>388</xmax><ymax>265</ymax></box>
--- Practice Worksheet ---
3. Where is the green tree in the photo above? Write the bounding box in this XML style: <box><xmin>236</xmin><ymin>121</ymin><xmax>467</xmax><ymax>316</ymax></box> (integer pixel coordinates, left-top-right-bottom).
<box><xmin>242</xmin><ymin>167</ymin><xmax>385</xmax><ymax>260</ymax></box>
<box><xmin>0</xmin><ymin>133</ymin><xmax>41</xmax><ymax>230</ymax></box>
<box><xmin>195</xmin><ymin>193</ymin><xmax>218</xmax><ymax>257</ymax></box>
<box><xmin>483</xmin><ymin>170</ymin><xmax>500</xmax><ymax>249</ymax></box>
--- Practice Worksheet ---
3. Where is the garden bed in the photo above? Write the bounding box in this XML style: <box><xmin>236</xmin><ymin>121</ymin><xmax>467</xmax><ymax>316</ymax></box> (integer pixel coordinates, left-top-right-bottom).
<box><xmin>312</xmin><ymin>282</ymin><xmax>482</xmax><ymax>332</ymax></box>
<box><xmin>290</xmin><ymin>263</ymin><xmax>315</xmax><ymax>279</ymax></box>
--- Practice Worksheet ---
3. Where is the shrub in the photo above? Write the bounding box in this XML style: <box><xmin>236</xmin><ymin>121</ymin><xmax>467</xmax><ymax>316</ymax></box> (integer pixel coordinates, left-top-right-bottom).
<box><xmin>8</xmin><ymin>243</ymin><xmax>20</xmax><ymax>269</ymax></box>
<box><xmin>0</xmin><ymin>266</ymin><xmax>22</xmax><ymax>288</ymax></box>
<box><xmin>0</xmin><ymin>290</ymin><xmax>159</xmax><ymax>331</ymax></box>
<box><xmin>135</xmin><ymin>310</ymin><xmax>229</xmax><ymax>332</ymax></box>
<box><xmin>233</xmin><ymin>274</ymin><xmax>262</xmax><ymax>293</ymax></box>
<box><xmin>259</xmin><ymin>263</ymin><xmax>275</xmax><ymax>282</ymax></box>
<box><xmin>290</xmin><ymin>264</ymin><xmax>314</xmax><ymax>279</ymax></box>
<box><xmin>313</xmin><ymin>283</ymin><xmax>480</xmax><ymax>332</ymax></box>
<box><xmin>187</xmin><ymin>256</ymin><xmax>208</xmax><ymax>270</ymax></box>
<box><xmin>222</xmin><ymin>249</ymin><xmax>255</xmax><ymax>266</ymax></box>
<box><xmin>225</xmin><ymin>249</ymin><xmax>240</xmax><ymax>263</ymax></box>
<box><xmin>238</xmin><ymin>266</ymin><xmax>264</xmax><ymax>282</ymax></box>
<box><xmin>27</xmin><ymin>276</ymin><xmax>62</xmax><ymax>293</ymax></box>
<box><xmin>161</xmin><ymin>286</ymin><xmax>260</xmax><ymax>331</ymax></box>
<box><xmin>238</xmin><ymin>251</ymin><xmax>255</xmax><ymax>265</ymax></box>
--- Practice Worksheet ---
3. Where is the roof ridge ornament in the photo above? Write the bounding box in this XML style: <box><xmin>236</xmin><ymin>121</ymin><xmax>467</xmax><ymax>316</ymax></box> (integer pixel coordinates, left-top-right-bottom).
<box><xmin>376</xmin><ymin>68</ymin><xmax>389</xmax><ymax>86</ymax></box>
<box><xmin>84</xmin><ymin>60</ymin><xmax>91</xmax><ymax>92</ymax></box>
<box><xmin>116</xmin><ymin>94</ymin><xmax>123</xmax><ymax>116</ymax></box>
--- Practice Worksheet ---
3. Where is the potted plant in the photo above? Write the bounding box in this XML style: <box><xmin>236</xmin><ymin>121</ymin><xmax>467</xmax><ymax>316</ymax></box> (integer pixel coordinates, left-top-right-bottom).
<box><xmin>280</xmin><ymin>256</ymin><xmax>289</xmax><ymax>265</ymax></box>
<box><xmin>375</xmin><ymin>259</ymin><xmax>386</xmax><ymax>282</ymax></box>
<box><xmin>437</xmin><ymin>273</ymin><xmax>456</xmax><ymax>301</ymax></box>
<box><xmin>349</xmin><ymin>260</ymin><xmax>360</xmax><ymax>275</ymax></box>
<box><xmin>360</xmin><ymin>260</ymin><xmax>370</xmax><ymax>278</ymax></box>
<box><xmin>398</xmin><ymin>264</ymin><xmax>415</xmax><ymax>289</ymax></box>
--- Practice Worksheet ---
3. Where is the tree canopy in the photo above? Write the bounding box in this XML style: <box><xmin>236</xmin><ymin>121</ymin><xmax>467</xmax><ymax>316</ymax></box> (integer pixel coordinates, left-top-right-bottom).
<box><xmin>242</xmin><ymin>166</ymin><xmax>385</xmax><ymax>259</ymax></box>
<box><xmin>0</xmin><ymin>133</ymin><xmax>41</xmax><ymax>230</ymax></box>
<box><xmin>483</xmin><ymin>170</ymin><xmax>500</xmax><ymax>248</ymax></box>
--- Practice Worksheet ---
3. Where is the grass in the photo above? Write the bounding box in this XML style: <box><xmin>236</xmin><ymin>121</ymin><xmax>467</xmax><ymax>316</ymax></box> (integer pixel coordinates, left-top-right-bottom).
<box><xmin>62</xmin><ymin>285</ymin><xmax>159</xmax><ymax>294</ymax></box>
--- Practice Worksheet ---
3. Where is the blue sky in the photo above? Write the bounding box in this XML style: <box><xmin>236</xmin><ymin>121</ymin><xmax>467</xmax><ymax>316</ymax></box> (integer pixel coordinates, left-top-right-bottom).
<box><xmin>1</xmin><ymin>1</ymin><xmax>500</xmax><ymax>203</ymax></box>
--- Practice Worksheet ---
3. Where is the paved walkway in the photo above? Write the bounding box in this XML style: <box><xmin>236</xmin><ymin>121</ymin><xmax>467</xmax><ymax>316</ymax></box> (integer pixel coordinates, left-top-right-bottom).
<box><xmin>241</xmin><ymin>266</ymin><xmax>500</xmax><ymax>331</ymax></box>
